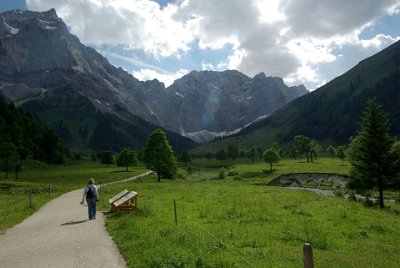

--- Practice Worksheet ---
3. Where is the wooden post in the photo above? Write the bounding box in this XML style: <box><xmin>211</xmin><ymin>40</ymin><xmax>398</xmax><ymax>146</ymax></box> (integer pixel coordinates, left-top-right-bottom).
<box><xmin>29</xmin><ymin>185</ymin><xmax>32</xmax><ymax>209</ymax></box>
<box><xmin>173</xmin><ymin>199</ymin><xmax>178</xmax><ymax>226</ymax></box>
<box><xmin>49</xmin><ymin>184</ymin><xmax>51</xmax><ymax>197</ymax></box>
<box><xmin>303</xmin><ymin>243</ymin><xmax>313</xmax><ymax>268</ymax></box>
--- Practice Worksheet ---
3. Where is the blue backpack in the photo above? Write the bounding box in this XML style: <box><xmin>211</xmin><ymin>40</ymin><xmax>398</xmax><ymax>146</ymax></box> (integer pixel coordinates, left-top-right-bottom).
<box><xmin>86</xmin><ymin>186</ymin><xmax>94</xmax><ymax>199</ymax></box>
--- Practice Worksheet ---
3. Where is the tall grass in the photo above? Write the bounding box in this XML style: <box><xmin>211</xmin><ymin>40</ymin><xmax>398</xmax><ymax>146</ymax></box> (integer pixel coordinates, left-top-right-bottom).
<box><xmin>100</xmin><ymin>158</ymin><xmax>400</xmax><ymax>267</ymax></box>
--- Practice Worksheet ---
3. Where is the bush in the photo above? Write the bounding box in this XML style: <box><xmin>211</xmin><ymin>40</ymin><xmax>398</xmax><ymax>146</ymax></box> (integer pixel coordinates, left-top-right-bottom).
<box><xmin>186</xmin><ymin>166</ymin><xmax>193</xmax><ymax>175</ymax></box>
<box><xmin>218</xmin><ymin>168</ymin><xmax>226</xmax><ymax>179</ymax></box>
<box><xmin>348</xmin><ymin>192</ymin><xmax>357</xmax><ymax>201</ymax></box>
<box><xmin>363</xmin><ymin>197</ymin><xmax>375</xmax><ymax>207</ymax></box>
<box><xmin>334</xmin><ymin>189</ymin><xmax>345</xmax><ymax>198</ymax></box>
<box><xmin>228</xmin><ymin>170</ymin><xmax>238</xmax><ymax>176</ymax></box>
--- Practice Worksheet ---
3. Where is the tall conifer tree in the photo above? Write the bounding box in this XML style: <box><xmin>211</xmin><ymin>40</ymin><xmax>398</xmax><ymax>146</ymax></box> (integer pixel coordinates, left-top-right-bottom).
<box><xmin>348</xmin><ymin>99</ymin><xmax>396</xmax><ymax>208</ymax></box>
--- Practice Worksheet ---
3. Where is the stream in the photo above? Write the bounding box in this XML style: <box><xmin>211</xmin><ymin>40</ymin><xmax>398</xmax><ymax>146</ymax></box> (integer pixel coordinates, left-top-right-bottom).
<box><xmin>286</xmin><ymin>186</ymin><xmax>396</xmax><ymax>202</ymax></box>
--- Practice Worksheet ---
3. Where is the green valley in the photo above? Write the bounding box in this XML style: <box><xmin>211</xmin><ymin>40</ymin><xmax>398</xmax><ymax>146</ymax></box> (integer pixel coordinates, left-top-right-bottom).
<box><xmin>1</xmin><ymin>152</ymin><xmax>399</xmax><ymax>267</ymax></box>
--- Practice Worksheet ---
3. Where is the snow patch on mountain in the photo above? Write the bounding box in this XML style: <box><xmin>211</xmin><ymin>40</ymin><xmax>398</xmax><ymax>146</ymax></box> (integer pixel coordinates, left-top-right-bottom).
<box><xmin>183</xmin><ymin>114</ymin><xmax>271</xmax><ymax>143</ymax></box>
<box><xmin>2</xmin><ymin>18</ymin><xmax>19</xmax><ymax>34</ymax></box>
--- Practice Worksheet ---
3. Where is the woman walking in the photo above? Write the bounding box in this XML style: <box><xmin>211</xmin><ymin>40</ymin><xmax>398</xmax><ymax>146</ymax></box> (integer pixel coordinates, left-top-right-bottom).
<box><xmin>81</xmin><ymin>178</ymin><xmax>99</xmax><ymax>220</ymax></box>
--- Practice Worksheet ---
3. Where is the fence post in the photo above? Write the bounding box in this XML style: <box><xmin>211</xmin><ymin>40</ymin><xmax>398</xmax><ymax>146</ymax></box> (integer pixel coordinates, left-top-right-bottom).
<box><xmin>303</xmin><ymin>243</ymin><xmax>313</xmax><ymax>268</ymax></box>
<box><xmin>29</xmin><ymin>185</ymin><xmax>32</xmax><ymax>209</ymax></box>
<box><xmin>173</xmin><ymin>199</ymin><xmax>178</xmax><ymax>226</ymax></box>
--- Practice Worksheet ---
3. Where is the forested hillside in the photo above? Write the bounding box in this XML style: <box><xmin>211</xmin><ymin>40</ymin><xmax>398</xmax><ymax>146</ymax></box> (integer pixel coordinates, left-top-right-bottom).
<box><xmin>0</xmin><ymin>95</ymin><xmax>66</xmax><ymax>164</ymax></box>
<box><xmin>19</xmin><ymin>89</ymin><xmax>197</xmax><ymax>153</ymax></box>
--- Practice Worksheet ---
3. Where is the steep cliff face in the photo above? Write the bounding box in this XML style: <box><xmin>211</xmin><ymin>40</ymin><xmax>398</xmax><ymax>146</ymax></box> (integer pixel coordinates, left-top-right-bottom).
<box><xmin>0</xmin><ymin>9</ymin><xmax>196</xmax><ymax>151</ymax></box>
<box><xmin>0</xmin><ymin>9</ymin><xmax>308</xmax><ymax>144</ymax></box>
<box><xmin>162</xmin><ymin>71</ymin><xmax>307</xmax><ymax>141</ymax></box>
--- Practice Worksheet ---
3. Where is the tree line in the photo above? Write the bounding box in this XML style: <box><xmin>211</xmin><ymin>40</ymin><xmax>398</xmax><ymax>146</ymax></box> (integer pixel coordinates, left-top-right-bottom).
<box><xmin>2</xmin><ymin>93</ymin><xmax>398</xmax><ymax>209</ymax></box>
<box><xmin>0</xmin><ymin>96</ymin><xmax>67</xmax><ymax>178</ymax></box>
<box><xmin>187</xmin><ymin>99</ymin><xmax>400</xmax><ymax>208</ymax></box>
<box><xmin>95</xmin><ymin>128</ymin><xmax>178</xmax><ymax>183</ymax></box>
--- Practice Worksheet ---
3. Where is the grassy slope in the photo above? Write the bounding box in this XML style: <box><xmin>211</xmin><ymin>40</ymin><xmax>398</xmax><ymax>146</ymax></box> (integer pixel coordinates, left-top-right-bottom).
<box><xmin>0</xmin><ymin>161</ymin><xmax>147</xmax><ymax>233</ymax></box>
<box><xmin>98</xmin><ymin>158</ymin><xmax>400</xmax><ymax>267</ymax></box>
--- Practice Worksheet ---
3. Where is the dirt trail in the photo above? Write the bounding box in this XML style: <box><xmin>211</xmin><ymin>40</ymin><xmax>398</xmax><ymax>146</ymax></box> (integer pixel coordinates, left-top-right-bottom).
<box><xmin>0</xmin><ymin>171</ymin><xmax>153</xmax><ymax>268</ymax></box>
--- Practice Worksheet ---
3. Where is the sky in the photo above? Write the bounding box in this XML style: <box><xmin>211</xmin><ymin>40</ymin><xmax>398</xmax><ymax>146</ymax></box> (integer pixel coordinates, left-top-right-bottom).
<box><xmin>1</xmin><ymin>0</ymin><xmax>400</xmax><ymax>90</ymax></box>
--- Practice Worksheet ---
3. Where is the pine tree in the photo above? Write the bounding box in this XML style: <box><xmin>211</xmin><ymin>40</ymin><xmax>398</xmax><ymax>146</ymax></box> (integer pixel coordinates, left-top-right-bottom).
<box><xmin>347</xmin><ymin>99</ymin><xmax>396</xmax><ymax>208</ymax></box>
<box><xmin>143</xmin><ymin>129</ymin><xmax>177</xmax><ymax>182</ymax></box>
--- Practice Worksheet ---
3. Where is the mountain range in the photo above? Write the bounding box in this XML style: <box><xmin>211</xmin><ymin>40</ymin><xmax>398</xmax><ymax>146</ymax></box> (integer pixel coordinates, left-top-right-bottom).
<box><xmin>195</xmin><ymin>37</ymin><xmax>400</xmax><ymax>152</ymax></box>
<box><xmin>0</xmin><ymin>9</ymin><xmax>307</xmax><ymax>151</ymax></box>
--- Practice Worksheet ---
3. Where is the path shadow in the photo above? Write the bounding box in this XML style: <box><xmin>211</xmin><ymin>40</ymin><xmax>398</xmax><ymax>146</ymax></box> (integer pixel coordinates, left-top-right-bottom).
<box><xmin>61</xmin><ymin>220</ymin><xmax>88</xmax><ymax>226</ymax></box>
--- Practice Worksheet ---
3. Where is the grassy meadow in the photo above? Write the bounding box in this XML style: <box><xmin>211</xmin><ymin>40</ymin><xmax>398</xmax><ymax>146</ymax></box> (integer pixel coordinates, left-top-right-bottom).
<box><xmin>96</xmin><ymin>158</ymin><xmax>400</xmax><ymax>267</ymax></box>
<box><xmin>0</xmin><ymin>160</ymin><xmax>147</xmax><ymax>233</ymax></box>
<box><xmin>1</xmin><ymin>157</ymin><xmax>399</xmax><ymax>267</ymax></box>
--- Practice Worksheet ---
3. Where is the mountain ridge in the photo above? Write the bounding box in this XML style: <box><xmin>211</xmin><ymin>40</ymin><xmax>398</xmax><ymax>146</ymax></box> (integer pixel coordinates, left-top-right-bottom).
<box><xmin>0</xmin><ymin>9</ymin><xmax>308</xmax><ymax>149</ymax></box>
<box><xmin>193</xmin><ymin>38</ymin><xmax>400</xmax><ymax>152</ymax></box>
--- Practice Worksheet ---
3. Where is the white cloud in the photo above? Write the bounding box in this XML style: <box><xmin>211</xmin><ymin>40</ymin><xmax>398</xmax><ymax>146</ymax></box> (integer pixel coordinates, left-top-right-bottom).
<box><xmin>281</xmin><ymin>0</ymin><xmax>400</xmax><ymax>38</ymax></box>
<box><xmin>227</xmin><ymin>49</ymin><xmax>246</xmax><ymax>70</ymax></box>
<box><xmin>27</xmin><ymin>0</ymin><xmax>400</xmax><ymax>90</ymax></box>
<box><xmin>287</xmin><ymin>39</ymin><xmax>337</xmax><ymax>65</ymax></box>
<box><xmin>132</xmin><ymin>68</ymin><xmax>189</xmax><ymax>87</ymax></box>
<box><xmin>256</xmin><ymin>0</ymin><xmax>286</xmax><ymax>24</ymax></box>
<box><xmin>359</xmin><ymin>33</ymin><xmax>399</xmax><ymax>48</ymax></box>
<box><xmin>201</xmin><ymin>62</ymin><xmax>215</xmax><ymax>71</ymax></box>
<box><xmin>97</xmin><ymin>49</ymin><xmax>170</xmax><ymax>74</ymax></box>
<box><xmin>176</xmin><ymin>0</ymin><xmax>400</xmax><ymax>88</ymax></box>
<box><xmin>26</xmin><ymin>0</ymin><xmax>194</xmax><ymax>58</ymax></box>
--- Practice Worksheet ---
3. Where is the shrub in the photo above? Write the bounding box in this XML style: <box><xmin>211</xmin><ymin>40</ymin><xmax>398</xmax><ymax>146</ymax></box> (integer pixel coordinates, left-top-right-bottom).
<box><xmin>218</xmin><ymin>168</ymin><xmax>226</xmax><ymax>179</ymax></box>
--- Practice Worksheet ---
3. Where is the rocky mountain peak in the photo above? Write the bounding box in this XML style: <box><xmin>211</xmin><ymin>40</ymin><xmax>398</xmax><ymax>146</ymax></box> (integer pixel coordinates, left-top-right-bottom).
<box><xmin>0</xmin><ymin>9</ymin><xmax>309</xmax><ymax>144</ymax></box>
<box><xmin>253</xmin><ymin>72</ymin><xmax>267</xmax><ymax>80</ymax></box>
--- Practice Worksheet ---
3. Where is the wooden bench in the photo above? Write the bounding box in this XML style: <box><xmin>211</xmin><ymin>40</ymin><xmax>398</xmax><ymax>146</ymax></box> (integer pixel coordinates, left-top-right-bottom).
<box><xmin>109</xmin><ymin>189</ymin><xmax>138</xmax><ymax>212</ymax></box>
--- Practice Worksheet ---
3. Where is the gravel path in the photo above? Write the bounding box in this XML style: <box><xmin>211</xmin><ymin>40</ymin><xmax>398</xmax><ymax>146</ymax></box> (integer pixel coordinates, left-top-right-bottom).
<box><xmin>0</xmin><ymin>171</ymin><xmax>154</xmax><ymax>268</ymax></box>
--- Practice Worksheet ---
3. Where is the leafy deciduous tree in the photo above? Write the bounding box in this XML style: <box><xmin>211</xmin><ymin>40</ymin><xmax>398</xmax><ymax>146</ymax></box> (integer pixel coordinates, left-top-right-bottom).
<box><xmin>289</xmin><ymin>144</ymin><xmax>300</xmax><ymax>159</ymax></box>
<box><xmin>336</xmin><ymin>146</ymin><xmax>347</xmax><ymax>161</ymax></box>
<box><xmin>327</xmin><ymin>145</ymin><xmax>336</xmax><ymax>157</ymax></box>
<box><xmin>100</xmin><ymin>151</ymin><xmax>114</xmax><ymax>167</ymax></box>
<box><xmin>263</xmin><ymin>148</ymin><xmax>281</xmax><ymax>171</ymax></box>
<box><xmin>179</xmin><ymin>150</ymin><xmax>191</xmax><ymax>167</ymax></box>
<box><xmin>0</xmin><ymin>142</ymin><xmax>19</xmax><ymax>179</ymax></box>
<box><xmin>143</xmin><ymin>129</ymin><xmax>177</xmax><ymax>182</ymax></box>
<box><xmin>271</xmin><ymin>142</ymin><xmax>285</xmax><ymax>159</ymax></box>
<box><xmin>309</xmin><ymin>140</ymin><xmax>321</xmax><ymax>162</ymax></box>
<box><xmin>257</xmin><ymin>148</ymin><xmax>263</xmax><ymax>160</ymax></box>
<box><xmin>293</xmin><ymin>135</ymin><xmax>312</xmax><ymax>162</ymax></box>
<box><xmin>248</xmin><ymin>147</ymin><xmax>256</xmax><ymax>163</ymax></box>
<box><xmin>117</xmin><ymin>148</ymin><xmax>137</xmax><ymax>171</ymax></box>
